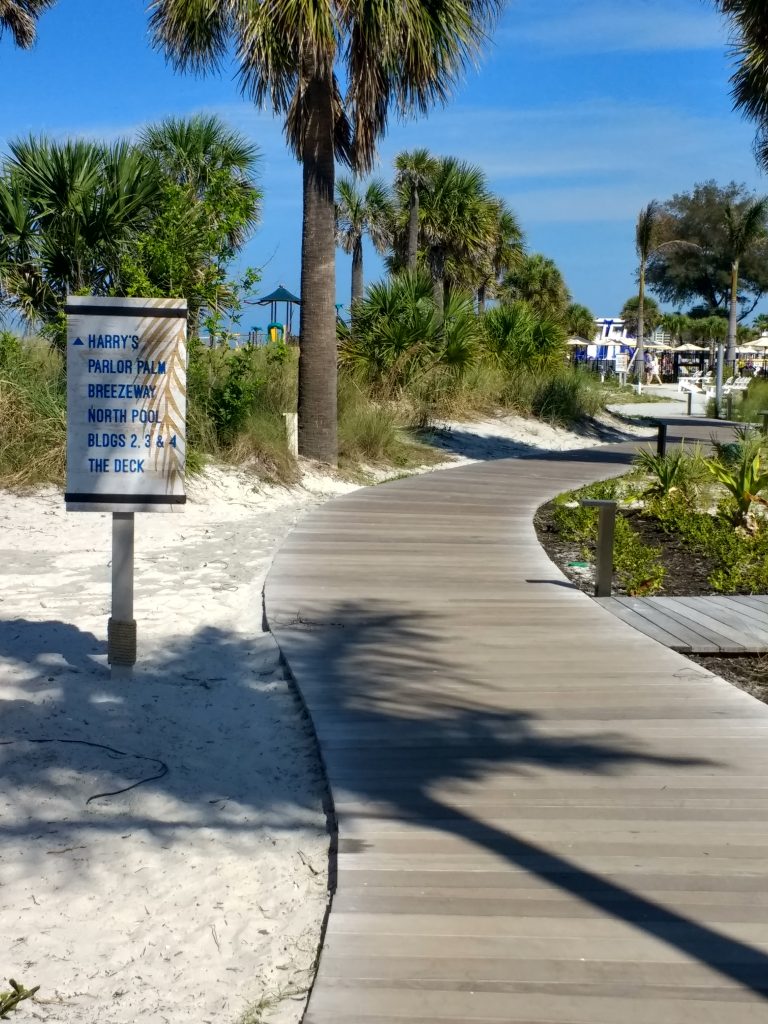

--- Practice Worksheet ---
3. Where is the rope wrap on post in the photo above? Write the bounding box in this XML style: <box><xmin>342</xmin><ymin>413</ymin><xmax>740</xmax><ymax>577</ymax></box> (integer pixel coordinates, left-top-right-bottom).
<box><xmin>108</xmin><ymin>617</ymin><xmax>137</xmax><ymax>666</ymax></box>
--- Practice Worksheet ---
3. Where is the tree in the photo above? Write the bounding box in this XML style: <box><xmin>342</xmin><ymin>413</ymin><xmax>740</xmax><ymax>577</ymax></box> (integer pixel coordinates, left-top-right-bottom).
<box><xmin>416</xmin><ymin>156</ymin><xmax>493</xmax><ymax>317</ymax></box>
<box><xmin>753</xmin><ymin>312</ymin><xmax>768</xmax><ymax>333</ymax></box>
<box><xmin>714</xmin><ymin>2</ymin><xmax>768</xmax><ymax>167</ymax></box>
<box><xmin>126</xmin><ymin>115</ymin><xmax>263</xmax><ymax>336</ymax></box>
<box><xmin>565</xmin><ymin>302</ymin><xmax>595</xmax><ymax>340</ymax></box>
<box><xmin>149</xmin><ymin>0</ymin><xmax>503</xmax><ymax>464</ymax></box>
<box><xmin>659</xmin><ymin>311</ymin><xmax>694</xmax><ymax>350</ymax></box>
<box><xmin>393</xmin><ymin>149</ymin><xmax>436</xmax><ymax>272</ymax></box>
<box><xmin>632</xmin><ymin>201</ymin><xmax>661</xmax><ymax>383</ymax></box>
<box><xmin>0</xmin><ymin>136</ymin><xmax>161</xmax><ymax>336</ymax></box>
<box><xmin>722</xmin><ymin>196</ymin><xmax>768</xmax><ymax>368</ymax></box>
<box><xmin>645</xmin><ymin>182</ymin><xmax>768</xmax><ymax>320</ymax></box>
<box><xmin>501</xmin><ymin>253</ymin><xmax>570</xmax><ymax>318</ymax></box>
<box><xmin>0</xmin><ymin>0</ymin><xmax>55</xmax><ymax>48</ymax></box>
<box><xmin>620</xmin><ymin>295</ymin><xmax>661</xmax><ymax>339</ymax></box>
<box><xmin>335</xmin><ymin>177</ymin><xmax>391</xmax><ymax>314</ymax></box>
<box><xmin>475</xmin><ymin>198</ymin><xmax>524</xmax><ymax>313</ymax></box>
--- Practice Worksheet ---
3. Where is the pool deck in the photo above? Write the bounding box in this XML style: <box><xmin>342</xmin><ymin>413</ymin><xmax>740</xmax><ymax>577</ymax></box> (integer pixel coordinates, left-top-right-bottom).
<box><xmin>264</xmin><ymin>417</ymin><xmax>768</xmax><ymax>1024</ymax></box>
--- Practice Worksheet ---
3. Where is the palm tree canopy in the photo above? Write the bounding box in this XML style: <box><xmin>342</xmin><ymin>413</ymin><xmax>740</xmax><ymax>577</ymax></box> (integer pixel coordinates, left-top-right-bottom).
<box><xmin>715</xmin><ymin>1</ymin><xmax>768</xmax><ymax>166</ymax></box>
<box><xmin>418</xmin><ymin>157</ymin><xmax>493</xmax><ymax>257</ymax></box>
<box><xmin>501</xmin><ymin>253</ymin><xmax>570</xmax><ymax>316</ymax></box>
<box><xmin>565</xmin><ymin>302</ymin><xmax>595</xmax><ymax>340</ymax></box>
<box><xmin>636</xmin><ymin>200</ymin><xmax>660</xmax><ymax>262</ymax></box>
<box><xmin>148</xmin><ymin>0</ymin><xmax>504</xmax><ymax>172</ymax></box>
<box><xmin>335</xmin><ymin>176</ymin><xmax>392</xmax><ymax>254</ymax></box>
<box><xmin>394</xmin><ymin>148</ymin><xmax>438</xmax><ymax>194</ymax></box>
<box><xmin>723</xmin><ymin>194</ymin><xmax>768</xmax><ymax>261</ymax></box>
<box><xmin>0</xmin><ymin>0</ymin><xmax>56</xmax><ymax>48</ymax></box>
<box><xmin>139</xmin><ymin>113</ymin><xmax>260</xmax><ymax>190</ymax></box>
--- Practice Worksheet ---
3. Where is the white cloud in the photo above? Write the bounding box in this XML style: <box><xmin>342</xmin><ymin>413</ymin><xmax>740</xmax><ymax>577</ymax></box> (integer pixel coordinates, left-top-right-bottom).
<box><xmin>501</xmin><ymin>0</ymin><xmax>727</xmax><ymax>54</ymax></box>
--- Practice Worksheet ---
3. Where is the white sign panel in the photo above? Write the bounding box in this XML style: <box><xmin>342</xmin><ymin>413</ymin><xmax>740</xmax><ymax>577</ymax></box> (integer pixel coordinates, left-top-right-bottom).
<box><xmin>614</xmin><ymin>353</ymin><xmax>628</xmax><ymax>373</ymax></box>
<box><xmin>66</xmin><ymin>296</ymin><xmax>187</xmax><ymax>512</ymax></box>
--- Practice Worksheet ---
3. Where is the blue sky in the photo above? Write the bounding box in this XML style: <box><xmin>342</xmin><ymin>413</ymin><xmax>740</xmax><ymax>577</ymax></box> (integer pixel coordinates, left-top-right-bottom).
<box><xmin>2</xmin><ymin>0</ymin><xmax>765</xmax><ymax>320</ymax></box>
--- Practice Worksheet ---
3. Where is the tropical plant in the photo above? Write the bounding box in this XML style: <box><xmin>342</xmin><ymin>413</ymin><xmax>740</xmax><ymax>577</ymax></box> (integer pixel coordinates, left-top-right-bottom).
<box><xmin>714</xmin><ymin>2</ymin><xmax>768</xmax><ymax>167</ymax></box>
<box><xmin>635</xmin><ymin>447</ymin><xmax>689</xmax><ymax>497</ymax></box>
<box><xmin>500</xmin><ymin>253</ymin><xmax>570</xmax><ymax>318</ymax></box>
<box><xmin>127</xmin><ymin>114</ymin><xmax>263</xmax><ymax>335</ymax></box>
<box><xmin>415</xmin><ymin>156</ymin><xmax>493</xmax><ymax>316</ymax></box>
<box><xmin>620</xmin><ymin>294</ymin><xmax>662</xmax><ymax>339</ymax></box>
<box><xmin>0</xmin><ymin>0</ymin><xmax>54</xmax><ymax>47</ymax></box>
<box><xmin>565</xmin><ymin>302</ymin><xmax>595</xmax><ymax>340</ymax></box>
<box><xmin>722</xmin><ymin>196</ymin><xmax>768</xmax><ymax>368</ymax></box>
<box><xmin>148</xmin><ymin>0</ymin><xmax>503</xmax><ymax>464</ymax></box>
<box><xmin>393</xmin><ymin>148</ymin><xmax>437</xmax><ymax>272</ymax></box>
<box><xmin>708</xmin><ymin>448</ymin><xmax>768</xmax><ymax>528</ymax></box>
<box><xmin>475</xmin><ymin>198</ymin><xmax>524</xmax><ymax>313</ymax></box>
<box><xmin>482</xmin><ymin>301</ymin><xmax>566</xmax><ymax>371</ymax></box>
<box><xmin>0</xmin><ymin>136</ymin><xmax>162</xmax><ymax>336</ymax></box>
<box><xmin>335</xmin><ymin>177</ymin><xmax>391</xmax><ymax>312</ymax></box>
<box><xmin>645</xmin><ymin>181</ymin><xmax>768</xmax><ymax>321</ymax></box>
<box><xmin>339</xmin><ymin>270</ymin><xmax>480</xmax><ymax>393</ymax></box>
<box><xmin>632</xmin><ymin>201</ymin><xmax>661</xmax><ymax>383</ymax></box>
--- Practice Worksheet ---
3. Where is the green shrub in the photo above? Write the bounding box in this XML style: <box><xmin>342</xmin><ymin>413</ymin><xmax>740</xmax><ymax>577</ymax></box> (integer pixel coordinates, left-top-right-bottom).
<box><xmin>338</xmin><ymin>376</ymin><xmax>430</xmax><ymax>467</ymax></box>
<box><xmin>738</xmin><ymin>379</ymin><xmax>768</xmax><ymax>424</ymax></box>
<box><xmin>612</xmin><ymin>515</ymin><xmax>665</xmax><ymax>595</ymax></box>
<box><xmin>551</xmin><ymin>480</ymin><xmax>619</xmax><ymax>541</ymax></box>
<box><xmin>0</xmin><ymin>337</ymin><xmax>66</xmax><ymax>488</ymax></box>
<box><xmin>339</xmin><ymin>272</ymin><xmax>480</xmax><ymax>394</ymax></box>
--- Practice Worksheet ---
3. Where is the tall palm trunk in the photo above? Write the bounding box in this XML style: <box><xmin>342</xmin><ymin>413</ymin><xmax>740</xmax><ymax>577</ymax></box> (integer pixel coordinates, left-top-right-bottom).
<box><xmin>726</xmin><ymin>259</ymin><xmax>739</xmax><ymax>372</ymax></box>
<box><xmin>430</xmin><ymin>245</ymin><xmax>445</xmax><ymax>319</ymax></box>
<box><xmin>635</xmin><ymin>262</ymin><xmax>645</xmax><ymax>384</ymax></box>
<box><xmin>407</xmin><ymin>186</ymin><xmax>419</xmax><ymax>271</ymax></box>
<box><xmin>477</xmin><ymin>282</ymin><xmax>487</xmax><ymax>314</ymax></box>
<box><xmin>351</xmin><ymin>236</ymin><xmax>364</xmax><ymax>307</ymax></box>
<box><xmin>298</xmin><ymin>74</ymin><xmax>337</xmax><ymax>464</ymax></box>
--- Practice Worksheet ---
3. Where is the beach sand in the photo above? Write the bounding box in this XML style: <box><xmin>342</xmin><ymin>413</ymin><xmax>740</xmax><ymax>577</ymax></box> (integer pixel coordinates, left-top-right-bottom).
<box><xmin>0</xmin><ymin>411</ymin><xmax>649</xmax><ymax>1023</ymax></box>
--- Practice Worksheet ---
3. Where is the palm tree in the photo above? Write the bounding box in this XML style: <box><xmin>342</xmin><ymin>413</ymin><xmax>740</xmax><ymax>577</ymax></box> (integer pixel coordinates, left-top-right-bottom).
<box><xmin>139</xmin><ymin>114</ymin><xmax>261</xmax><ymax>247</ymax></box>
<box><xmin>137</xmin><ymin>114</ymin><xmax>262</xmax><ymax>332</ymax></box>
<box><xmin>0</xmin><ymin>0</ymin><xmax>55</xmax><ymax>48</ymax></box>
<box><xmin>149</xmin><ymin>1</ymin><xmax>503</xmax><ymax>464</ymax></box>
<box><xmin>633</xmin><ymin>201</ymin><xmax>660</xmax><ymax>384</ymax></box>
<box><xmin>476</xmin><ymin>199</ymin><xmax>524</xmax><ymax>313</ymax></box>
<box><xmin>501</xmin><ymin>253</ymin><xmax>570</xmax><ymax>317</ymax></box>
<box><xmin>417</xmin><ymin>157</ymin><xmax>493</xmax><ymax>317</ymax></box>
<box><xmin>0</xmin><ymin>136</ymin><xmax>161</xmax><ymax>334</ymax></box>
<box><xmin>393</xmin><ymin>148</ymin><xmax>437</xmax><ymax>272</ymax></box>
<box><xmin>565</xmin><ymin>302</ymin><xmax>595</xmax><ymax>341</ymax></box>
<box><xmin>722</xmin><ymin>197</ymin><xmax>768</xmax><ymax>370</ymax></box>
<box><xmin>714</xmin><ymin>2</ymin><xmax>768</xmax><ymax>166</ymax></box>
<box><xmin>335</xmin><ymin>177</ymin><xmax>391</xmax><ymax>314</ymax></box>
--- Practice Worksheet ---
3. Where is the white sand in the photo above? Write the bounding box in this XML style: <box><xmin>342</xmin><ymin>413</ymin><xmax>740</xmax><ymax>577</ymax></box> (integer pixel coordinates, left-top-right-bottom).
<box><xmin>0</xmin><ymin>411</ymin><xmax>649</xmax><ymax>1023</ymax></box>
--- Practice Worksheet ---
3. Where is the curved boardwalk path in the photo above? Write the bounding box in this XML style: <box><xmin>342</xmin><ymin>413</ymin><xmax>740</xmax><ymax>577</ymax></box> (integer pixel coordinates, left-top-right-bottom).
<box><xmin>265</xmin><ymin>419</ymin><xmax>768</xmax><ymax>1024</ymax></box>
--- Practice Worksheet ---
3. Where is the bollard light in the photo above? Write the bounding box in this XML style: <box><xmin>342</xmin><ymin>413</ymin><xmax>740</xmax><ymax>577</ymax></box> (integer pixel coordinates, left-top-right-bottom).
<box><xmin>579</xmin><ymin>499</ymin><xmax>618</xmax><ymax>598</ymax></box>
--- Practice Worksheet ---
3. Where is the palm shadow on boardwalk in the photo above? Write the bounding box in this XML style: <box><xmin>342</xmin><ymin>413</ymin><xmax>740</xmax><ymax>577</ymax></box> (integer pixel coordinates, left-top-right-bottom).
<box><xmin>2</xmin><ymin>598</ymin><xmax>767</xmax><ymax>998</ymax></box>
<box><xmin>271</xmin><ymin>600</ymin><xmax>768</xmax><ymax>998</ymax></box>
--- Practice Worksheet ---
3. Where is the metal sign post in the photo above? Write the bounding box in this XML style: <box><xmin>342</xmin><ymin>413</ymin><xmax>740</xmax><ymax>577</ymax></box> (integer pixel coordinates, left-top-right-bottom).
<box><xmin>65</xmin><ymin>296</ymin><xmax>187</xmax><ymax>678</ymax></box>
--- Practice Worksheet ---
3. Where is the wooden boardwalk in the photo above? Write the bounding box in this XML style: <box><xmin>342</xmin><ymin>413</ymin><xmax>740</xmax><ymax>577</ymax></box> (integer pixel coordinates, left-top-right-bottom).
<box><xmin>264</xmin><ymin>421</ymin><xmax>768</xmax><ymax>1024</ymax></box>
<box><xmin>597</xmin><ymin>596</ymin><xmax>768</xmax><ymax>653</ymax></box>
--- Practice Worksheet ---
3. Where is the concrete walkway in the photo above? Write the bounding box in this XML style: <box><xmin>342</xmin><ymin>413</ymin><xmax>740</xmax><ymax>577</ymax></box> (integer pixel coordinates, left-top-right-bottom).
<box><xmin>264</xmin><ymin>423</ymin><xmax>768</xmax><ymax>1023</ymax></box>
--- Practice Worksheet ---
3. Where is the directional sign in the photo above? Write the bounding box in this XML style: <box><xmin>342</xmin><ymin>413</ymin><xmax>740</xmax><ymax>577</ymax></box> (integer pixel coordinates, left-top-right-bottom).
<box><xmin>65</xmin><ymin>296</ymin><xmax>188</xmax><ymax>513</ymax></box>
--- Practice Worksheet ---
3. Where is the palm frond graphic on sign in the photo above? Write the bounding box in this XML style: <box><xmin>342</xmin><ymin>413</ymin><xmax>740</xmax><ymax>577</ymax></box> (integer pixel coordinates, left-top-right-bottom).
<box><xmin>133</xmin><ymin>317</ymin><xmax>186</xmax><ymax>491</ymax></box>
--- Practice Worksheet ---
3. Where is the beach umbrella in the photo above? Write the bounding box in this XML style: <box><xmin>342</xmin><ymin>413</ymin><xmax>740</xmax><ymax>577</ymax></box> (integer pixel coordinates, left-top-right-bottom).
<box><xmin>748</xmin><ymin>338</ymin><xmax>768</xmax><ymax>349</ymax></box>
<box><xmin>737</xmin><ymin>346</ymin><xmax>759</xmax><ymax>354</ymax></box>
<box><xmin>673</xmin><ymin>343</ymin><xmax>706</xmax><ymax>352</ymax></box>
<box><xmin>566</xmin><ymin>338</ymin><xmax>590</xmax><ymax>347</ymax></box>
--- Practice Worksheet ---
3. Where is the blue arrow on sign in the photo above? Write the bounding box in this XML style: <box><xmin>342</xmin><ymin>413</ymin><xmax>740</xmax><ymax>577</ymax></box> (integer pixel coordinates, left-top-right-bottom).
<box><xmin>73</xmin><ymin>337</ymin><xmax>84</xmax><ymax>346</ymax></box>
